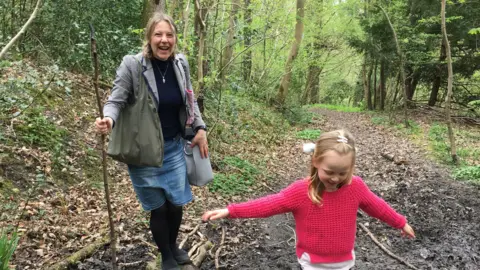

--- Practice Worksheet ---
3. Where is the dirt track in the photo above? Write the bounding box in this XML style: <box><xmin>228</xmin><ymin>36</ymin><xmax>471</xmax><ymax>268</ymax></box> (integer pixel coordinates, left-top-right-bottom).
<box><xmin>199</xmin><ymin>109</ymin><xmax>480</xmax><ymax>270</ymax></box>
<box><xmin>72</xmin><ymin>109</ymin><xmax>480</xmax><ymax>270</ymax></box>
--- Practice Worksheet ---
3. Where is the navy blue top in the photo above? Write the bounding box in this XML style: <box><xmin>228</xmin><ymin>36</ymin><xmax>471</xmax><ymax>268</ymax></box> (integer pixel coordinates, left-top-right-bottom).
<box><xmin>151</xmin><ymin>58</ymin><xmax>183</xmax><ymax>140</ymax></box>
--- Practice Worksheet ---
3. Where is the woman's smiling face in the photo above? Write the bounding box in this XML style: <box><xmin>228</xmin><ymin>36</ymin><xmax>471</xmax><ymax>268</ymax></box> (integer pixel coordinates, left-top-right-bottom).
<box><xmin>149</xmin><ymin>21</ymin><xmax>176</xmax><ymax>60</ymax></box>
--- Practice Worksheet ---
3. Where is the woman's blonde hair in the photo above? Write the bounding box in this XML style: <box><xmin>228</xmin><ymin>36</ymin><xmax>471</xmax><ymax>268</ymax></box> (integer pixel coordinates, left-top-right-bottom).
<box><xmin>308</xmin><ymin>129</ymin><xmax>356</xmax><ymax>205</ymax></box>
<box><xmin>142</xmin><ymin>12</ymin><xmax>179</xmax><ymax>59</ymax></box>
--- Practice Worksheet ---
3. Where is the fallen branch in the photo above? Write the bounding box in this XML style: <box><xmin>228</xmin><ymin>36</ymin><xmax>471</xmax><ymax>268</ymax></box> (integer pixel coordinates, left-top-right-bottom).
<box><xmin>119</xmin><ymin>260</ymin><xmax>142</xmax><ymax>267</ymax></box>
<box><xmin>262</xmin><ymin>182</ymin><xmax>276</xmax><ymax>193</ymax></box>
<box><xmin>192</xmin><ymin>241</ymin><xmax>213</xmax><ymax>267</ymax></box>
<box><xmin>179</xmin><ymin>224</ymin><xmax>200</xmax><ymax>249</ymax></box>
<box><xmin>140</xmin><ymin>239</ymin><xmax>158</xmax><ymax>251</ymax></box>
<box><xmin>188</xmin><ymin>240</ymin><xmax>204</xmax><ymax>257</ymax></box>
<box><xmin>214</xmin><ymin>227</ymin><xmax>226</xmax><ymax>270</ymax></box>
<box><xmin>46</xmin><ymin>235</ymin><xmax>109</xmax><ymax>270</ymax></box>
<box><xmin>358</xmin><ymin>223</ymin><xmax>418</xmax><ymax>270</ymax></box>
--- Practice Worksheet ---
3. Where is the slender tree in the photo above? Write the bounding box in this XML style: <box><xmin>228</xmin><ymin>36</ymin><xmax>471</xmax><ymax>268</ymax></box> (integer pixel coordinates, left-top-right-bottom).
<box><xmin>277</xmin><ymin>0</ymin><xmax>305</xmax><ymax>104</ymax></box>
<box><xmin>0</xmin><ymin>0</ymin><xmax>41</xmax><ymax>59</ymax></box>
<box><xmin>441</xmin><ymin>0</ymin><xmax>457</xmax><ymax>163</ymax></box>
<box><xmin>378</xmin><ymin>4</ymin><xmax>409</xmax><ymax>126</ymax></box>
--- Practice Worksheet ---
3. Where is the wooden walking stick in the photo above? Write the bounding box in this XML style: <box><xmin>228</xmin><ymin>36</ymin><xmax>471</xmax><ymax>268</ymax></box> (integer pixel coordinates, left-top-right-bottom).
<box><xmin>90</xmin><ymin>24</ymin><xmax>118</xmax><ymax>270</ymax></box>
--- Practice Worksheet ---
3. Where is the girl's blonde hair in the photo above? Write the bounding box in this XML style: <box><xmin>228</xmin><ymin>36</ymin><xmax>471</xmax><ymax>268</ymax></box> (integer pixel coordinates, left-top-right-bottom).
<box><xmin>142</xmin><ymin>12</ymin><xmax>179</xmax><ymax>59</ymax></box>
<box><xmin>308</xmin><ymin>129</ymin><xmax>356</xmax><ymax>205</ymax></box>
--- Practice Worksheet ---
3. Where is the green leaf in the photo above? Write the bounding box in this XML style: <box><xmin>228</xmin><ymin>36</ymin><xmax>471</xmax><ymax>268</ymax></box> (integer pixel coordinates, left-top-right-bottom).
<box><xmin>468</xmin><ymin>28</ymin><xmax>480</xmax><ymax>35</ymax></box>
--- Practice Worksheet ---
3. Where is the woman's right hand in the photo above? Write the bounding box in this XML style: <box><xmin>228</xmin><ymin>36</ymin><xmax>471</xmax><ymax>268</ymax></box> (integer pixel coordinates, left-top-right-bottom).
<box><xmin>202</xmin><ymin>208</ymin><xmax>229</xmax><ymax>221</ymax></box>
<box><xmin>95</xmin><ymin>117</ymin><xmax>113</xmax><ymax>134</ymax></box>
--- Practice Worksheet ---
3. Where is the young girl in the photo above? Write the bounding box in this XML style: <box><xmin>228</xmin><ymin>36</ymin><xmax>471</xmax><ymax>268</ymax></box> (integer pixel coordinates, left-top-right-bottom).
<box><xmin>202</xmin><ymin>129</ymin><xmax>415</xmax><ymax>270</ymax></box>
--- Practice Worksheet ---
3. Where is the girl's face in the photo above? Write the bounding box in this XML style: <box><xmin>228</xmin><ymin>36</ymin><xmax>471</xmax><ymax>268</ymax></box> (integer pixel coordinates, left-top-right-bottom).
<box><xmin>149</xmin><ymin>21</ymin><xmax>176</xmax><ymax>60</ymax></box>
<box><xmin>314</xmin><ymin>150</ymin><xmax>353</xmax><ymax>192</ymax></box>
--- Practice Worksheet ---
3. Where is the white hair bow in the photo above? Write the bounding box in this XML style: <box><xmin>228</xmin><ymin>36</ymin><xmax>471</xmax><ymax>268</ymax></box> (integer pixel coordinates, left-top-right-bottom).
<box><xmin>303</xmin><ymin>143</ymin><xmax>316</xmax><ymax>153</ymax></box>
<box><xmin>337</xmin><ymin>135</ymin><xmax>348</xmax><ymax>144</ymax></box>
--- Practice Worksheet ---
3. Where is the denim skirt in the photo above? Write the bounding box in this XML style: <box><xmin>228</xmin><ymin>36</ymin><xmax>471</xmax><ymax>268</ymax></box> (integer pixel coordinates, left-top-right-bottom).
<box><xmin>127</xmin><ymin>137</ymin><xmax>193</xmax><ymax>211</ymax></box>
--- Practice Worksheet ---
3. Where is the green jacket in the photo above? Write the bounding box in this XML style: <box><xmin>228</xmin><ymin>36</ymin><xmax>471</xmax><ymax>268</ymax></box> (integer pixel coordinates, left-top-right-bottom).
<box><xmin>103</xmin><ymin>53</ymin><xmax>205</xmax><ymax>167</ymax></box>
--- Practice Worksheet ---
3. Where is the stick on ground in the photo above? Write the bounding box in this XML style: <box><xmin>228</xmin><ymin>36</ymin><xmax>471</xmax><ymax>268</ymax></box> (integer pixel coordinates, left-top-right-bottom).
<box><xmin>358</xmin><ymin>223</ymin><xmax>418</xmax><ymax>270</ymax></box>
<box><xmin>214</xmin><ymin>227</ymin><xmax>226</xmax><ymax>270</ymax></box>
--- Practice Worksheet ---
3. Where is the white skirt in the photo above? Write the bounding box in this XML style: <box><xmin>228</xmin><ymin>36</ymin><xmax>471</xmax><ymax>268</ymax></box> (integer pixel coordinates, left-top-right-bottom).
<box><xmin>298</xmin><ymin>251</ymin><xmax>355</xmax><ymax>270</ymax></box>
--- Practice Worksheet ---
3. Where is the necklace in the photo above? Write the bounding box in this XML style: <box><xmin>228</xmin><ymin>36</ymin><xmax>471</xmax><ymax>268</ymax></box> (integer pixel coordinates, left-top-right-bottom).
<box><xmin>155</xmin><ymin>61</ymin><xmax>169</xmax><ymax>83</ymax></box>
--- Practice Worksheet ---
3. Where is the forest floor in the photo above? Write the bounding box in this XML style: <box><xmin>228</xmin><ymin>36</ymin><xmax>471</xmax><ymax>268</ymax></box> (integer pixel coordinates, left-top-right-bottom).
<box><xmin>3</xmin><ymin>95</ymin><xmax>480</xmax><ymax>269</ymax></box>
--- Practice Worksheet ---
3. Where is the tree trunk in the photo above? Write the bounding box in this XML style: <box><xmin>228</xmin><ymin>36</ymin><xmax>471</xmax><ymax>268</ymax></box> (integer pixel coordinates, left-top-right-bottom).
<box><xmin>428</xmin><ymin>41</ymin><xmax>447</xmax><ymax>106</ymax></box>
<box><xmin>373</xmin><ymin>59</ymin><xmax>378</xmax><ymax>109</ymax></box>
<box><xmin>303</xmin><ymin>65</ymin><xmax>322</xmax><ymax>104</ymax></box>
<box><xmin>194</xmin><ymin>0</ymin><xmax>207</xmax><ymax>113</ymax></box>
<box><xmin>441</xmin><ymin>0</ymin><xmax>457</xmax><ymax>163</ymax></box>
<box><xmin>243</xmin><ymin>0</ymin><xmax>252</xmax><ymax>82</ymax></box>
<box><xmin>378</xmin><ymin>4</ymin><xmax>409</xmax><ymax>126</ymax></box>
<box><xmin>182</xmin><ymin>0</ymin><xmax>191</xmax><ymax>52</ymax></box>
<box><xmin>362</xmin><ymin>57</ymin><xmax>370</xmax><ymax>109</ymax></box>
<box><xmin>367</xmin><ymin>60</ymin><xmax>374</xmax><ymax>110</ymax></box>
<box><xmin>380</xmin><ymin>59</ymin><xmax>386</xmax><ymax>110</ymax></box>
<box><xmin>141</xmin><ymin>0</ymin><xmax>165</xmax><ymax>27</ymax></box>
<box><xmin>405</xmin><ymin>67</ymin><xmax>420</xmax><ymax>101</ymax></box>
<box><xmin>0</xmin><ymin>0</ymin><xmax>42</xmax><ymax>59</ymax></box>
<box><xmin>220</xmin><ymin>0</ymin><xmax>239</xmax><ymax>83</ymax></box>
<box><xmin>277</xmin><ymin>0</ymin><xmax>305</xmax><ymax>104</ymax></box>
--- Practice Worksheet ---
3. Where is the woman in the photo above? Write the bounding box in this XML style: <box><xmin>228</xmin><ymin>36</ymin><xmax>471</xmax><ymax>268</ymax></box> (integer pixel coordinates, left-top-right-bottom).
<box><xmin>95</xmin><ymin>12</ymin><xmax>208</xmax><ymax>270</ymax></box>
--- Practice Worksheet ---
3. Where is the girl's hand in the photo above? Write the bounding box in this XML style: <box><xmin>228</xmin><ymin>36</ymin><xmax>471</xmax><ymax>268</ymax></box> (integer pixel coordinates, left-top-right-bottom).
<box><xmin>202</xmin><ymin>208</ymin><xmax>229</xmax><ymax>221</ymax></box>
<box><xmin>402</xmin><ymin>223</ymin><xmax>415</xmax><ymax>238</ymax></box>
<box><xmin>95</xmin><ymin>117</ymin><xmax>113</xmax><ymax>134</ymax></box>
<box><xmin>191</xmin><ymin>129</ymin><xmax>208</xmax><ymax>158</ymax></box>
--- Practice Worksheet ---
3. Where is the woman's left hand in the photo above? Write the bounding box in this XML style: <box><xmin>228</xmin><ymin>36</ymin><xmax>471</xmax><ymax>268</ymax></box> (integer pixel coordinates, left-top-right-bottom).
<box><xmin>191</xmin><ymin>129</ymin><xmax>208</xmax><ymax>158</ymax></box>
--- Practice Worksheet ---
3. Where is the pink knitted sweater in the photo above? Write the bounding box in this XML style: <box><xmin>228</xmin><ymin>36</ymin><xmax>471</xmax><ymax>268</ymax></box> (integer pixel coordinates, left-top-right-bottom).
<box><xmin>227</xmin><ymin>176</ymin><xmax>407</xmax><ymax>263</ymax></box>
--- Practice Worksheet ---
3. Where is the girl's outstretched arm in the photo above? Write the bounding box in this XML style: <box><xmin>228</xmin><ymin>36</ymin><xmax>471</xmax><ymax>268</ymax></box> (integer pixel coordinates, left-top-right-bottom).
<box><xmin>355</xmin><ymin>177</ymin><xmax>413</xmax><ymax>236</ymax></box>
<box><xmin>203</xmin><ymin>179</ymin><xmax>307</xmax><ymax>220</ymax></box>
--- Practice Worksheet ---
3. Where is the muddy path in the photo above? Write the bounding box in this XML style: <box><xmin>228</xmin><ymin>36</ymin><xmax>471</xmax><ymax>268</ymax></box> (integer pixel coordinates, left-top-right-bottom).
<box><xmin>201</xmin><ymin>109</ymin><xmax>480</xmax><ymax>270</ymax></box>
<box><xmin>71</xmin><ymin>109</ymin><xmax>479</xmax><ymax>270</ymax></box>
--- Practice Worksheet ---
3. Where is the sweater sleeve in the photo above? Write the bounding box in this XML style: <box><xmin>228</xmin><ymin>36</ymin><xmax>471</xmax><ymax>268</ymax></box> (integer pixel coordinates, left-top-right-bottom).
<box><xmin>355</xmin><ymin>177</ymin><xmax>407</xmax><ymax>229</ymax></box>
<box><xmin>103</xmin><ymin>55</ymin><xmax>135</xmax><ymax>125</ymax></box>
<box><xmin>227</xmin><ymin>179</ymin><xmax>306</xmax><ymax>219</ymax></box>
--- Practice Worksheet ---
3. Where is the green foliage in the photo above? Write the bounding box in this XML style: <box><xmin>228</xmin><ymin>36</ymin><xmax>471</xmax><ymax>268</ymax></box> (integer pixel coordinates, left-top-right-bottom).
<box><xmin>15</xmin><ymin>108</ymin><xmax>67</xmax><ymax>151</ymax></box>
<box><xmin>453</xmin><ymin>166</ymin><xmax>480</xmax><ymax>183</ymax></box>
<box><xmin>0</xmin><ymin>229</ymin><xmax>18</xmax><ymax>270</ymax></box>
<box><xmin>371</xmin><ymin>116</ymin><xmax>387</xmax><ymax>125</ymax></box>
<box><xmin>3</xmin><ymin>0</ymin><xmax>143</xmax><ymax>74</ymax></box>
<box><xmin>280</xmin><ymin>106</ymin><xmax>314</xmax><ymax>125</ymax></box>
<box><xmin>296</xmin><ymin>129</ymin><xmax>322</xmax><ymax>140</ymax></box>
<box><xmin>370</xmin><ymin>116</ymin><xmax>420</xmax><ymax>135</ymax></box>
<box><xmin>310</xmin><ymin>104</ymin><xmax>363</xmax><ymax>113</ymax></box>
<box><xmin>209</xmin><ymin>157</ymin><xmax>259</xmax><ymax>195</ymax></box>
<box><xmin>428</xmin><ymin>123</ymin><xmax>480</xmax><ymax>165</ymax></box>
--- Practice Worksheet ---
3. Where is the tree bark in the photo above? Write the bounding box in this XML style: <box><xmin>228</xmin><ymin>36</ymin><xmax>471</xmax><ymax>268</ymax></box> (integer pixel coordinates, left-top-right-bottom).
<box><xmin>380</xmin><ymin>59</ymin><xmax>386</xmax><ymax>110</ymax></box>
<box><xmin>373</xmin><ymin>59</ymin><xmax>378</xmax><ymax>109</ymax></box>
<box><xmin>378</xmin><ymin>4</ymin><xmax>409</xmax><ymax>126</ymax></box>
<box><xmin>243</xmin><ymin>0</ymin><xmax>252</xmax><ymax>82</ymax></box>
<box><xmin>405</xmin><ymin>67</ymin><xmax>420</xmax><ymax>101</ymax></box>
<box><xmin>141</xmin><ymin>0</ymin><xmax>165</xmax><ymax>28</ymax></box>
<box><xmin>220</xmin><ymin>0</ymin><xmax>239</xmax><ymax>83</ymax></box>
<box><xmin>303</xmin><ymin>65</ymin><xmax>322</xmax><ymax>104</ymax></box>
<box><xmin>367</xmin><ymin>59</ymin><xmax>374</xmax><ymax>110</ymax></box>
<box><xmin>429</xmin><ymin>41</ymin><xmax>447</xmax><ymax>106</ymax></box>
<box><xmin>0</xmin><ymin>0</ymin><xmax>41</xmax><ymax>59</ymax></box>
<box><xmin>362</xmin><ymin>57</ymin><xmax>370</xmax><ymax>109</ymax></box>
<box><xmin>441</xmin><ymin>0</ymin><xmax>457</xmax><ymax>163</ymax></box>
<box><xmin>194</xmin><ymin>0</ymin><xmax>207</xmax><ymax>113</ymax></box>
<box><xmin>182</xmin><ymin>0</ymin><xmax>192</xmax><ymax>53</ymax></box>
<box><xmin>277</xmin><ymin>0</ymin><xmax>305</xmax><ymax>104</ymax></box>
